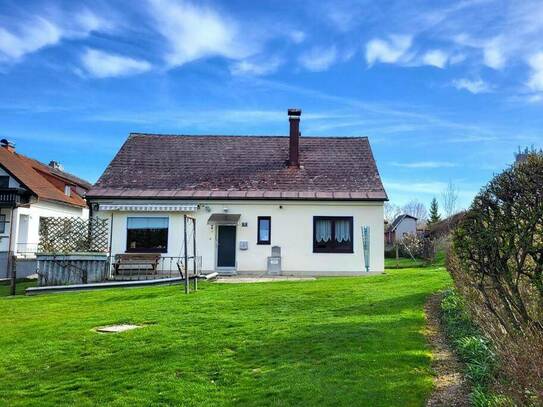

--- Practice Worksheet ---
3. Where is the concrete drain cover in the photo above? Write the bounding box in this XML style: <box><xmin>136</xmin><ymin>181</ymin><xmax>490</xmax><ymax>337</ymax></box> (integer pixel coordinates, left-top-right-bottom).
<box><xmin>95</xmin><ymin>324</ymin><xmax>143</xmax><ymax>333</ymax></box>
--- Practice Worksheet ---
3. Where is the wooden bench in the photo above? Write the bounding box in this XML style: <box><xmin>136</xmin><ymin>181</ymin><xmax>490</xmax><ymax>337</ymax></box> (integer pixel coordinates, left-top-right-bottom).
<box><xmin>113</xmin><ymin>253</ymin><xmax>161</xmax><ymax>275</ymax></box>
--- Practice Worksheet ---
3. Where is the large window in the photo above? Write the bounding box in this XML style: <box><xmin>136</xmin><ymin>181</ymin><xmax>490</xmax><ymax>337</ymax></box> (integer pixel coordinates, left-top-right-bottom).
<box><xmin>257</xmin><ymin>216</ymin><xmax>271</xmax><ymax>245</ymax></box>
<box><xmin>126</xmin><ymin>217</ymin><xmax>169</xmax><ymax>253</ymax></box>
<box><xmin>313</xmin><ymin>216</ymin><xmax>353</xmax><ymax>253</ymax></box>
<box><xmin>0</xmin><ymin>213</ymin><xmax>5</xmax><ymax>234</ymax></box>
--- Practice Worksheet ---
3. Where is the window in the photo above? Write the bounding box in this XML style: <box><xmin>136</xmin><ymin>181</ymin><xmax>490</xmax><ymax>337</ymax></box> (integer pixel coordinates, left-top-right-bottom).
<box><xmin>257</xmin><ymin>216</ymin><xmax>271</xmax><ymax>245</ymax></box>
<box><xmin>0</xmin><ymin>176</ymin><xmax>9</xmax><ymax>188</ymax></box>
<box><xmin>126</xmin><ymin>217</ymin><xmax>169</xmax><ymax>253</ymax></box>
<box><xmin>313</xmin><ymin>216</ymin><xmax>353</xmax><ymax>253</ymax></box>
<box><xmin>0</xmin><ymin>214</ymin><xmax>5</xmax><ymax>234</ymax></box>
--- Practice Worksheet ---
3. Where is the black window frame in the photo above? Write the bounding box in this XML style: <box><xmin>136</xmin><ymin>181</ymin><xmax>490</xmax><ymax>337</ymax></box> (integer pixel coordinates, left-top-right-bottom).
<box><xmin>126</xmin><ymin>217</ymin><xmax>169</xmax><ymax>254</ymax></box>
<box><xmin>313</xmin><ymin>216</ymin><xmax>354</xmax><ymax>253</ymax></box>
<box><xmin>0</xmin><ymin>213</ymin><xmax>5</xmax><ymax>234</ymax></box>
<box><xmin>257</xmin><ymin>216</ymin><xmax>271</xmax><ymax>245</ymax></box>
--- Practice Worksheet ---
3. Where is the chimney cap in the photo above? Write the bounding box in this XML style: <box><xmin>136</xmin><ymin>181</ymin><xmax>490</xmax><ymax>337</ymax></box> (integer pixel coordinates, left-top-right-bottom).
<box><xmin>288</xmin><ymin>108</ymin><xmax>302</xmax><ymax>117</ymax></box>
<box><xmin>0</xmin><ymin>139</ymin><xmax>15</xmax><ymax>151</ymax></box>
<box><xmin>49</xmin><ymin>160</ymin><xmax>63</xmax><ymax>170</ymax></box>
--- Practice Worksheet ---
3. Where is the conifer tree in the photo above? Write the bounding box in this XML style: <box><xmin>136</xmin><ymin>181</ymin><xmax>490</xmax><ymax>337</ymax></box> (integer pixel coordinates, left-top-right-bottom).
<box><xmin>428</xmin><ymin>197</ymin><xmax>440</xmax><ymax>225</ymax></box>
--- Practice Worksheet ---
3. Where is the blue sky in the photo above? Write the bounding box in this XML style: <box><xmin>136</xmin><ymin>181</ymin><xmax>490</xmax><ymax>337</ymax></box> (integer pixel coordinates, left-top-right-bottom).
<box><xmin>1</xmin><ymin>0</ymin><xmax>542</xmax><ymax>212</ymax></box>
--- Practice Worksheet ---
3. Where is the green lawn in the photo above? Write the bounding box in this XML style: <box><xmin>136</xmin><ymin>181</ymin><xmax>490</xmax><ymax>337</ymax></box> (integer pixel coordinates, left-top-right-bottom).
<box><xmin>384</xmin><ymin>252</ymin><xmax>446</xmax><ymax>269</ymax></box>
<box><xmin>0</xmin><ymin>279</ymin><xmax>36</xmax><ymax>297</ymax></box>
<box><xmin>0</xmin><ymin>266</ymin><xmax>451</xmax><ymax>406</ymax></box>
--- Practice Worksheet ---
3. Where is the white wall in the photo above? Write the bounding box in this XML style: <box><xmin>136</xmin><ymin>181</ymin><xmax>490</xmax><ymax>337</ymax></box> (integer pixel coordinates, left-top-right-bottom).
<box><xmin>395</xmin><ymin>217</ymin><xmax>417</xmax><ymax>241</ymax></box>
<box><xmin>1</xmin><ymin>200</ymin><xmax>88</xmax><ymax>254</ymax></box>
<box><xmin>95</xmin><ymin>200</ymin><xmax>385</xmax><ymax>276</ymax></box>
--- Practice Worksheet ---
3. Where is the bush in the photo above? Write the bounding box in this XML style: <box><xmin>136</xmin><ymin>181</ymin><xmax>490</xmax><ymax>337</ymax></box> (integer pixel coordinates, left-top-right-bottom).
<box><xmin>450</xmin><ymin>151</ymin><xmax>543</xmax><ymax>405</ymax></box>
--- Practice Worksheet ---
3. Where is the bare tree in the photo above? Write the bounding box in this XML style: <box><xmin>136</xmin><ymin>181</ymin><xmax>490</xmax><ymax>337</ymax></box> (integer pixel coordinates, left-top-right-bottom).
<box><xmin>441</xmin><ymin>181</ymin><xmax>459</xmax><ymax>219</ymax></box>
<box><xmin>402</xmin><ymin>200</ymin><xmax>428</xmax><ymax>221</ymax></box>
<box><xmin>384</xmin><ymin>202</ymin><xmax>402</xmax><ymax>224</ymax></box>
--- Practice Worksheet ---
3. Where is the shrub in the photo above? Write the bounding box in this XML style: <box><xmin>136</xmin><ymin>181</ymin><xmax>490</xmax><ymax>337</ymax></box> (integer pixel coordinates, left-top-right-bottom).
<box><xmin>450</xmin><ymin>151</ymin><xmax>543</xmax><ymax>405</ymax></box>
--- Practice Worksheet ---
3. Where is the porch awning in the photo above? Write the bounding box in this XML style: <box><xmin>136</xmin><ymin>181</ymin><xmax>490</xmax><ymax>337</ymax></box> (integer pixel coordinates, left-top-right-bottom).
<box><xmin>207</xmin><ymin>213</ymin><xmax>241</xmax><ymax>225</ymax></box>
<box><xmin>99</xmin><ymin>203</ymin><xmax>197</xmax><ymax>212</ymax></box>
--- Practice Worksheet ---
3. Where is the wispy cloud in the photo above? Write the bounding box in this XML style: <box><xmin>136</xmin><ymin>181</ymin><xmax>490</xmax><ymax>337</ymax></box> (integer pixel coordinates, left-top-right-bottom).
<box><xmin>366</xmin><ymin>35</ymin><xmax>413</xmax><ymax>66</ymax></box>
<box><xmin>289</xmin><ymin>30</ymin><xmax>306</xmax><ymax>44</ymax></box>
<box><xmin>80</xmin><ymin>49</ymin><xmax>152</xmax><ymax>78</ymax></box>
<box><xmin>299</xmin><ymin>46</ymin><xmax>338</xmax><ymax>71</ymax></box>
<box><xmin>391</xmin><ymin>161</ymin><xmax>457</xmax><ymax>169</ymax></box>
<box><xmin>384</xmin><ymin>180</ymin><xmax>449</xmax><ymax>194</ymax></box>
<box><xmin>527</xmin><ymin>52</ymin><xmax>543</xmax><ymax>93</ymax></box>
<box><xmin>420</xmin><ymin>49</ymin><xmax>449</xmax><ymax>68</ymax></box>
<box><xmin>0</xmin><ymin>8</ymin><xmax>111</xmax><ymax>63</ymax></box>
<box><xmin>452</xmin><ymin>78</ymin><xmax>492</xmax><ymax>94</ymax></box>
<box><xmin>230</xmin><ymin>56</ymin><xmax>283</xmax><ymax>76</ymax></box>
<box><xmin>148</xmin><ymin>0</ymin><xmax>256</xmax><ymax>68</ymax></box>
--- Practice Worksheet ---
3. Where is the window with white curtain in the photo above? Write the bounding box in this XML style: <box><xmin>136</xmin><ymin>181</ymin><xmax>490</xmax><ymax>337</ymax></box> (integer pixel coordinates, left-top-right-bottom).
<box><xmin>313</xmin><ymin>216</ymin><xmax>353</xmax><ymax>253</ymax></box>
<box><xmin>126</xmin><ymin>217</ymin><xmax>169</xmax><ymax>253</ymax></box>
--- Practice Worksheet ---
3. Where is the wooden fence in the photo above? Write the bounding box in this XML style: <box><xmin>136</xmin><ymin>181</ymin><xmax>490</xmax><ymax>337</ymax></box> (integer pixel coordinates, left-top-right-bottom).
<box><xmin>38</xmin><ymin>217</ymin><xmax>109</xmax><ymax>253</ymax></box>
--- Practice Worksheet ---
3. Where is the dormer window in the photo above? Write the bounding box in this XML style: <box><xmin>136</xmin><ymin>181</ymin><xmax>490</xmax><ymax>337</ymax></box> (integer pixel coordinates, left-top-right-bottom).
<box><xmin>64</xmin><ymin>185</ymin><xmax>72</xmax><ymax>196</ymax></box>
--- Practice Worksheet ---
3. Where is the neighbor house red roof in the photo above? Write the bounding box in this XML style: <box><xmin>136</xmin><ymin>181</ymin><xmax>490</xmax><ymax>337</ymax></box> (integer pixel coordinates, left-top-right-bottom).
<box><xmin>0</xmin><ymin>146</ymin><xmax>90</xmax><ymax>207</ymax></box>
<box><xmin>88</xmin><ymin>133</ymin><xmax>387</xmax><ymax>201</ymax></box>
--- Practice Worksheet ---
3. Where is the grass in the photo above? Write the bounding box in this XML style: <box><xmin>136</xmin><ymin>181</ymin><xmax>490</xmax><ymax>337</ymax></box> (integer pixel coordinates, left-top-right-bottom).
<box><xmin>0</xmin><ymin>278</ymin><xmax>36</xmax><ymax>297</ymax></box>
<box><xmin>0</xmin><ymin>266</ymin><xmax>451</xmax><ymax>406</ymax></box>
<box><xmin>440</xmin><ymin>290</ymin><xmax>507</xmax><ymax>407</ymax></box>
<box><xmin>385</xmin><ymin>252</ymin><xmax>446</xmax><ymax>269</ymax></box>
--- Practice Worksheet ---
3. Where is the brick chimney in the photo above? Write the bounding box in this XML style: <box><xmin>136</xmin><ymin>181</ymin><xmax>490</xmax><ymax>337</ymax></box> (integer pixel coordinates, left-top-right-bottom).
<box><xmin>0</xmin><ymin>139</ymin><xmax>15</xmax><ymax>153</ymax></box>
<box><xmin>288</xmin><ymin>108</ymin><xmax>301</xmax><ymax>167</ymax></box>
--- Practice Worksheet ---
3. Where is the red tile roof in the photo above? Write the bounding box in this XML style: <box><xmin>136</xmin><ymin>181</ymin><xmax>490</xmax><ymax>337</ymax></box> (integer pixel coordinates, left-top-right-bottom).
<box><xmin>0</xmin><ymin>147</ymin><xmax>90</xmax><ymax>207</ymax></box>
<box><xmin>88</xmin><ymin>133</ymin><xmax>388</xmax><ymax>201</ymax></box>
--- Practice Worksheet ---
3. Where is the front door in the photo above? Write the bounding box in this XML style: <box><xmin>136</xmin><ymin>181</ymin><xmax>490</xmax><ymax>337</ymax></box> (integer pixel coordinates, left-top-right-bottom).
<box><xmin>217</xmin><ymin>225</ymin><xmax>236</xmax><ymax>268</ymax></box>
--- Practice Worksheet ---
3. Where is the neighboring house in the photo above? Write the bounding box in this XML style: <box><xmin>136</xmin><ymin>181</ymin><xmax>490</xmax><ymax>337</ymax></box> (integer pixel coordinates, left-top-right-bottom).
<box><xmin>0</xmin><ymin>139</ymin><xmax>91</xmax><ymax>277</ymax></box>
<box><xmin>87</xmin><ymin>109</ymin><xmax>388</xmax><ymax>276</ymax></box>
<box><xmin>385</xmin><ymin>214</ymin><xmax>418</xmax><ymax>245</ymax></box>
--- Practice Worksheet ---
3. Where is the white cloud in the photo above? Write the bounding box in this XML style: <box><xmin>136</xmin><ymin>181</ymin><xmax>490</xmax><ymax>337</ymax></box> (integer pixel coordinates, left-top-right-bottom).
<box><xmin>0</xmin><ymin>9</ymin><xmax>110</xmax><ymax>63</ymax></box>
<box><xmin>81</xmin><ymin>49</ymin><xmax>152</xmax><ymax>78</ymax></box>
<box><xmin>527</xmin><ymin>52</ymin><xmax>543</xmax><ymax>92</ymax></box>
<box><xmin>452</xmin><ymin>78</ymin><xmax>492</xmax><ymax>94</ymax></box>
<box><xmin>0</xmin><ymin>17</ymin><xmax>61</xmax><ymax>61</ymax></box>
<box><xmin>299</xmin><ymin>46</ymin><xmax>338</xmax><ymax>71</ymax></box>
<box><xmin>365</xmin><ymin>35</ymin><xmax>412</xmax><ymax>66</ymax></box>
<box><xmin>289</xmin><ymin>30</ymin><xmax>306</xmax><ymax>44</ymax></box>
<box><xmin>148</xmin><ymin>0</ymin><xmax>254</xmax><ymax>67</ymax></box>
<box><xmin>421</xmin><ymin>49</ymin><xmax>448</xmax><ymax>68</ymax></box>
<box><xmin>384</xmin><ymin>181</ymin><xmax>448</xmax><ymax>194</ymax></box>
<box><xmin>230</xmin><ymin>56</ymin><xmax>283</xmax><ymax>76</ymax></box>
<box><xmin>483</xmin><ymin>38</ymin><xmax>506</xmax><ymax>69</ymax></box>
<box><xmin>391</xmin><ymin>161</ymin><xmax>457</xmax><ymax>169</ymax></box>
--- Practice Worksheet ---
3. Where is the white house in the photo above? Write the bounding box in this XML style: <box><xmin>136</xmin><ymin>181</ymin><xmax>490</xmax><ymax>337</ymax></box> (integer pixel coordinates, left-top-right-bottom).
<box><xmin>385</xmin><ymin>214</ymin><xmax>418</xmax><ymax>245</ymax></box>
<box><xmin>87</xmin><ymin>109</ymin><xmax>388</xmax><ymax>276</ymax></box>
<box><xmin>0</xmin><ymin>140</ymin><xmax>91</xmax><ymax>277</ymax></box>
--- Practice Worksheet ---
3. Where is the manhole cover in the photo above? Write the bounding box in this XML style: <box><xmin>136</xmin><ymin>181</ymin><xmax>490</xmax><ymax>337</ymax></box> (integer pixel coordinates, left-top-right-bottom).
<box><xmin>95</xmin><ymin>324</ymin><xmax>143</xmax><ymax>333</ymax></box>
